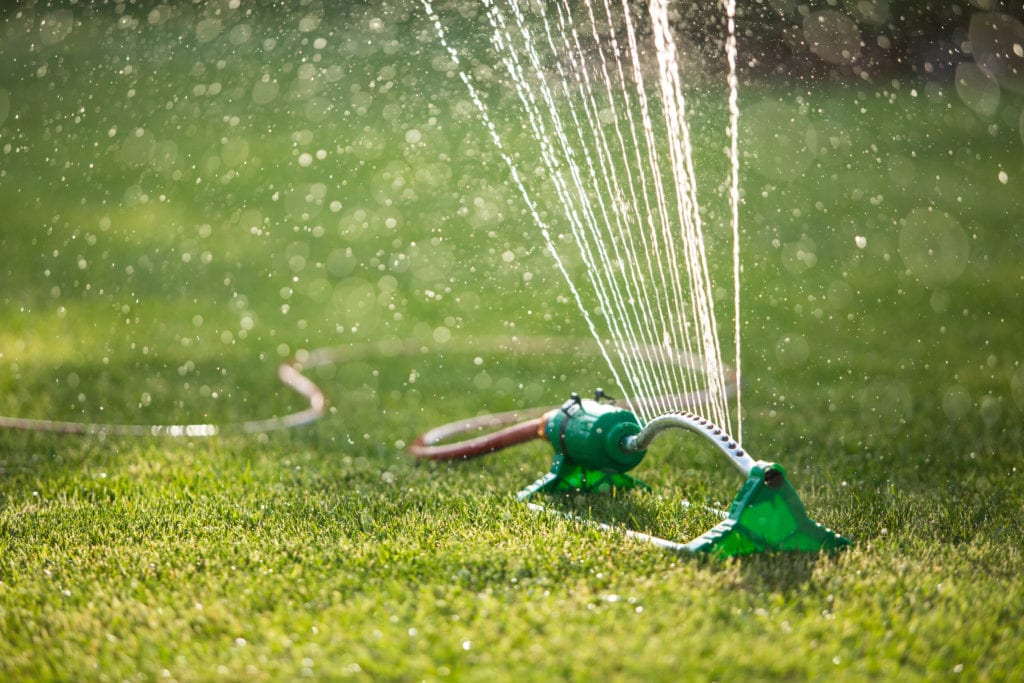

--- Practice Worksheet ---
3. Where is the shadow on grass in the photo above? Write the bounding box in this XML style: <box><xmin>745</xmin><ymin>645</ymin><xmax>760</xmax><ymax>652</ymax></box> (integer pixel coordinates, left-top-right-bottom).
<box><xmin>528</xmin><ymin>484</ymin><xmax>857</xmax><ymax>591</ymax></box>
<box><xmin>730</xmin><ymin>551</ymin><xmax>824</xmax><ymax>592</ymax></box>
<box><xmin>535</xmin><ymin>488</ymin><xmax>737</xmax><ymax>550</ymax></box>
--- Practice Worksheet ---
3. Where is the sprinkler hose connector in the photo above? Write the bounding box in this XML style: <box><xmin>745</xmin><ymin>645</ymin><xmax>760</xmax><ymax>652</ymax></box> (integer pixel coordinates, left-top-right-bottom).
<box><xmin>516</xmin><ymin>393</ymin><xmax>649</xmax><ymax>497</ymax></box>
<box><xmin>544</xmin><ymin>394</ymin><xmax>646</xmax><ymax>473</ymax></box>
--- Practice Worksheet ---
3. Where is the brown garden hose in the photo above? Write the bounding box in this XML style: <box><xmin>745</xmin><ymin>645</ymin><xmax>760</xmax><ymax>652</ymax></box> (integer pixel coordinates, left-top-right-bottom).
<box><xmin>0</xmin><ymin>337</ymin><xmax>551</xmax><ymax>438</ymax></box>
<box><xmin>0</xmin><ymin>357</ymin><xmax>327</xmax><ymax>437</ymax></box>
<box><xmin>405</xmin><ymin>384</ymin><xmax>734</xmax><ymax>462</ymax></box>
<box><xmin>407</xmin><ymin>407</ymin><xmax>553</xmax><ymax>461</ymax></box>
<box><xmin>0</xmin><ymin>336</ymin><xmax>731</xmax><ymax>455</ymax></box>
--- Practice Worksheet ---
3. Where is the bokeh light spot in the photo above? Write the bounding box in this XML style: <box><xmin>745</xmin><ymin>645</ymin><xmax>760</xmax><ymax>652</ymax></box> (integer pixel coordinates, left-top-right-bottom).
<box><xmin>955</xmin><ymin>62</ymin><xmax>1000</xmax><ymax>116</ymax></box>
<box><xmin>898</xmin><ymin>207</ymin><xmax>970</xmax><ymax>287</ymax></box>
<box><xmin>803</xmin><ymin>10</ymin><xmax>862</xmax><ymax>65</ymax></box>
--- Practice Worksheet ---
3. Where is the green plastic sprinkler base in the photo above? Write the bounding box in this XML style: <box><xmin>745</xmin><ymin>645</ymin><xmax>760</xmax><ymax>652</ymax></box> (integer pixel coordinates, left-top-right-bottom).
<box><xmin>516</xmin><ymin>453</ymin><xmax>650</xmax><ymax>500</ymax></box>
<box><xmin>684</xmin><ymin>462</ymin><xmax>851</xmax><ymax>558</ymax></box>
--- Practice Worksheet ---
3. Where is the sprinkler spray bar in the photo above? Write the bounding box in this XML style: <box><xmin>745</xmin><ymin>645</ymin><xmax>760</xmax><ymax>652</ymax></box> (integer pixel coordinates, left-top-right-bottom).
<box><xmin>621</xmin><ymin>411</ymin><xmax>755</xmax><ymax>477</ymax></box>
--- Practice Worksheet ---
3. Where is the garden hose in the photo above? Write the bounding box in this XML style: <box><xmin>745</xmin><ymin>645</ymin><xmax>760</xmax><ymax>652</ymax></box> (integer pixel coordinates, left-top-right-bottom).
<box><xmin>0</xmin><ymin>356</ymin><xmax>327</xmax><ymax>437</ymax></box>
<box><xmin>0</xmin><ymin>336</ymin><xmax>698</xmax><ymax>439</ymax></box>
<box><xmin>405</xmin><ymin>389</ymin><xmax>729</xmax><ymax>461</ymax></box>
<box><xmin>407</xmin><ymin>406</ymin><xmax>550</xmax><ymax>461</ymax></box>
<box><xmin>0</xmin><ymin>337</ymin><xmax>558</xmax><ymax>437</ymax></box>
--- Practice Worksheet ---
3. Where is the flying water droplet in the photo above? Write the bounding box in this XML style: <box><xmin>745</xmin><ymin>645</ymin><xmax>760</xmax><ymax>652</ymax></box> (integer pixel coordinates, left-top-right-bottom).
<box><xmin>955</xmin><ymin>62</ymin><xmax>1000</xmax><ymax>116</ymax></box>
<box><xmin>803</xmin><ymin>10</ymin><xmax>862</xmax><ymax>65</ymax></box>
<box><xmin>898</xmin><ymin>207</ymin><xmax>969</xmax><ymax>287</ymax></box>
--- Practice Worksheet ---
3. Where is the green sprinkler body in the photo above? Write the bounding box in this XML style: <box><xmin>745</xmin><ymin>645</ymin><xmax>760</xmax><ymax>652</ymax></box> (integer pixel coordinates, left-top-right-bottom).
<box><xmin>517</xmin><ymin>392</ymin><xmax>649</xmax><ymax>498</ymax></box>
<box><xmin>513</xmin><ymin>390</ymin><xmax>852</xmax><ymax>558</ymax></box>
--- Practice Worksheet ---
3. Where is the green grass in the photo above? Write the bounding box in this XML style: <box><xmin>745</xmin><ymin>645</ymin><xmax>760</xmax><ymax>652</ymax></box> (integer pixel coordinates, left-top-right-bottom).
<box><xmin>2</xmin><ymin>3</ymin><xmax>1024</xmax><ymax>681</ymax></box>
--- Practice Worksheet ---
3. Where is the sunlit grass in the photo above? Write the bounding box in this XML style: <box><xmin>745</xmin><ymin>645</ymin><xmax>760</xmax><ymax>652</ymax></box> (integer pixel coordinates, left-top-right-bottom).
<box><xmin>2</xmin><ymin>3</ymin><xmax>1024</xmax><ymax>681</ymax></box>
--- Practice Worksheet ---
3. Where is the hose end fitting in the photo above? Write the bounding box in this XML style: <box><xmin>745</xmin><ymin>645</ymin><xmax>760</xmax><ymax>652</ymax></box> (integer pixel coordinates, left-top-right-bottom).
<box><xmin>543</xmin><ymin>394</ymin><xmax>646</xmax><ymax>473</ymax></box>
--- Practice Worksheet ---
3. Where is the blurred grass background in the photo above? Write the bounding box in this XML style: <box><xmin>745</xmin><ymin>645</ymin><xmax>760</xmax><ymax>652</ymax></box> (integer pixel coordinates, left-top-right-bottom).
<box><xmin>1</xmin><ymin>2</ymin><xmax>1022</xmax><ymax>680</ymax></box>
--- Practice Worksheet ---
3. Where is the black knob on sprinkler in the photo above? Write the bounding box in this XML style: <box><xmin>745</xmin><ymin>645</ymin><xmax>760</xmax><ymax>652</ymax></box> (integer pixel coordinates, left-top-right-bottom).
<box><xmin>560</xmin><ymin>392</ymin><xmax>584</xmax><ymax>415</ymax></box>
<box><xmin>763</xmin><ymin>467</ymin><xmax>783</xmax><ymax>489</ymax></box>
<box><xmin>594</xmin><ymin>388</ymin><xmax>616</xmax><ymax>403</ymax></box>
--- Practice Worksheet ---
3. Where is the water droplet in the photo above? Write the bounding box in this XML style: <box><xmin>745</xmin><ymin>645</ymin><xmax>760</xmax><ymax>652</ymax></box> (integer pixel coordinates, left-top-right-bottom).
<box><xmin>775</xmin><ymin>335</ymin><xmax>810</xmax><ymax>367</ymax></box>
<box><xmin>1011</xmin><ymin>366</ymin><xmax>1024</xmax><ymax>410</ymax></box>
<box><xmin>229</xmin><ymin>24</ymin><xmax>252</xmax><ymax>46</ymax></box>
<box><xmin>854</xmin><ymin>235</ymin><xmax>867</xmax><ymax>249</ymax></box>
<box><xmin>942</xmin><ymin>385</ymin><xmax>971</xmax><ymax>421</ymax></box>
<box><xmin>969</xmin><ymin>12</ymin><xmax>1024</xmax><ymax>95</ymax></box>
<box><xmin>742</xmin><ymin>100</ymin><xmax>816</xmax><ymax>181</ymax></box>
<box><xmin>998</xmin><ymin>170</ymin><xmax>1008</xmax><ymax>184</ymax></box>
<box><xmin>252</xmin><ymin>76</ymin><xmax>279</xmax><ymax>104</ymax></box>
<box><xmin>405</xmin><ymin>128</ymin><xmax>422</xmax><ymax>144</ymax></box>
<box><xmin>803</xmin><ymin>10</ymin><xmax>862</xmax><ymax>65</ymax></box>
<box><xmin>39</xmin><ymin>10</ymin><xmax>75</xmax><ymax>45</ymax></box>
<box><xmin>195</xmin><ymin>18</ymin><xmax>223</xmax><ymax>43</ymax></box>
<box><xmin>299</xmin><ymin>15</ymin><xmax>321</xmax><ymax>33</ymax></box>
<box><xmin>0</xmin><ymin>89</ymin><xmax>9</xmax><ymax>127</ymax></box>
<box><xmin>955</xmin><ymin>63</ymin><xmax>1000</xmax><ymax>116</ymax></box>
<box><xmin>980</xmin><ymin>395</ymin><xmax>1002</xmax><ymax>426</ymax></box>
<box><xmin>221</xmin><ymin>138</ymin><xmax>250</xmax><ymax>167</ymax></box>
<box><xmin>898</xmin><ymin>207</ymin><xmax>969</xmax><ymax>287</ymax></box>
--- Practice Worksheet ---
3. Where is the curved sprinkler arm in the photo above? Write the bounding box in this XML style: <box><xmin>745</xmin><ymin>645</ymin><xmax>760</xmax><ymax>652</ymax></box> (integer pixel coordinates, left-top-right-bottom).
<box><xmin>620</xmin><ymin>411</ymin><xmax>756</xmax><ymax>477</ymax></box>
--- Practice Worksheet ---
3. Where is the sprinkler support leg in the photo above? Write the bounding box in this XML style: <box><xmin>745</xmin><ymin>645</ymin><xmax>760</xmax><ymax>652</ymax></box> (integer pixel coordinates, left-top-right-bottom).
<box><xmin>683</xmin><ymin>461</ymin><xmax>850</xmax><ymax>557</ymax></box>
<box><xmin>516</xmin><ymin>453</ymin><xmax>649</xmax><ymax>500</ymax></box>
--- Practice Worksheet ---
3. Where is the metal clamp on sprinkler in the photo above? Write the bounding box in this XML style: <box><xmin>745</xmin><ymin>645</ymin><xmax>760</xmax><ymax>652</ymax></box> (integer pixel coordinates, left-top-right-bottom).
<box><xmin>410</xmin><ymin>390</ymin><xmax>851</xmax><ymax>559</ymax></box>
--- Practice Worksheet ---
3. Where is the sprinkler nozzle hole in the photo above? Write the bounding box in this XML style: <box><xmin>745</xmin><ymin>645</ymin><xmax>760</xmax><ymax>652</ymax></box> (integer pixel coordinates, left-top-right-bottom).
<box><xmin>764</xmin><ymin>468</ymin><xmax>783</xmax><ymax>489</ymax></box>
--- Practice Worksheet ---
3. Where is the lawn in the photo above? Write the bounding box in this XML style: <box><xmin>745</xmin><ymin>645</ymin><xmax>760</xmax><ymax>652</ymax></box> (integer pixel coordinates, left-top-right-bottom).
<box><xmin>2</xmin><ymin>3</ymin><xmax>1023</xmax><ymax>681</ymax></box>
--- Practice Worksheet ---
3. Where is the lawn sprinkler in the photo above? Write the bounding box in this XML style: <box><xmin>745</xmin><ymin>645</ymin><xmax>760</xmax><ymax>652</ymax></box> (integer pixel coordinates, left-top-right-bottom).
<box><xmin>410</xmin><ymin>390</ymin><xmax>851</xmax><ymax>559</ymax></box>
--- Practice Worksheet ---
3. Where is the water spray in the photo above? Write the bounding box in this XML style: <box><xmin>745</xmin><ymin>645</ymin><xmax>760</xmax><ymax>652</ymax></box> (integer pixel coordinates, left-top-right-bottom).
<box><xmin>410</xmin><ymin>389</ymin><xmax>851</xmax><ymax>559</ymax></box>
<box><xmin>0</xmin><ymin>2</ymin><xmax>852</xmax><ymax>561</ymax></box>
